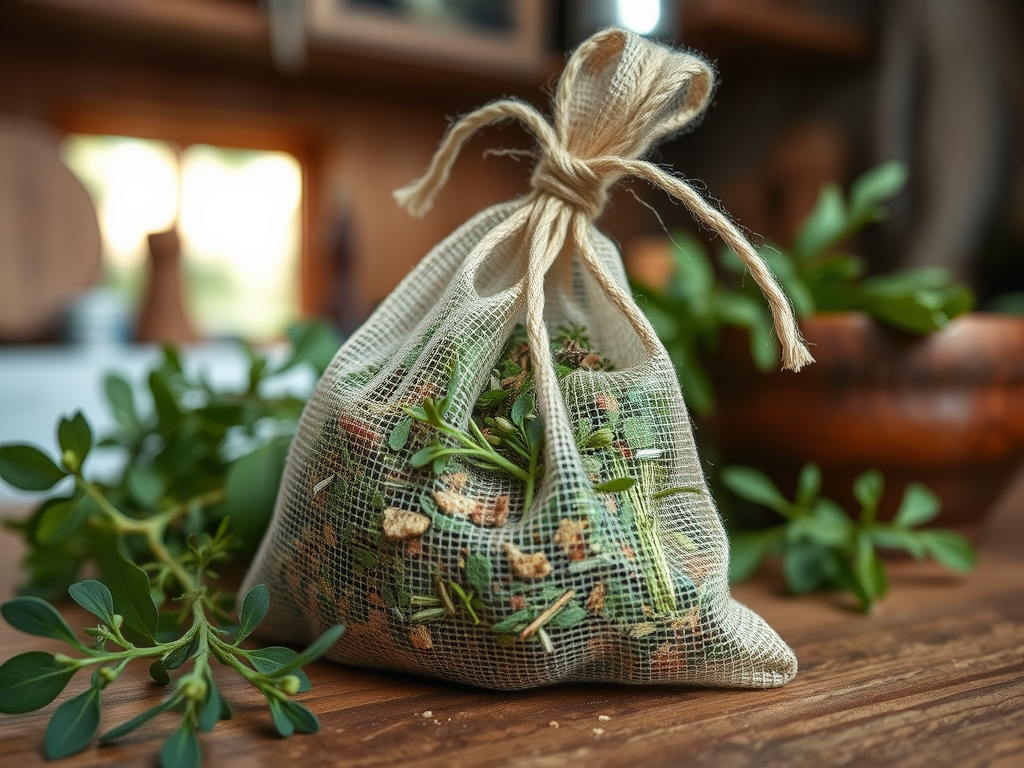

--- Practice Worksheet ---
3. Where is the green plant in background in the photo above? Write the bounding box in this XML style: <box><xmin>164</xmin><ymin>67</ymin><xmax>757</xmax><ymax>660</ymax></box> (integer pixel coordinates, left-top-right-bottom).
<box><xmin>723</xmin><ymin>463</ymin><xmax>976</xmax><ymax>611</ymax></box>
<box><xmin>0</xmin><ymin>321</ymin><xmax>344</xmax><ymax>767</ymax></box>
<box><xmin>634</xmin><ymin>161</ymin><xmax>975</xmax><ymax>413</ymax></box>
<box><xmin>4</xmin><ymin>320</ymin><xmax>341</xmax><ymax>600</ymax></box>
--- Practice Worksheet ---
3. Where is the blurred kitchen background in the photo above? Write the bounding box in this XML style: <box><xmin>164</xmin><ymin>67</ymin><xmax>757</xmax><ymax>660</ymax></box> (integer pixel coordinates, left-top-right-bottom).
<box><xmin>2</xmin><ymin>0</ymin><xmax>1023</xmax><ymax>499</ymax></box>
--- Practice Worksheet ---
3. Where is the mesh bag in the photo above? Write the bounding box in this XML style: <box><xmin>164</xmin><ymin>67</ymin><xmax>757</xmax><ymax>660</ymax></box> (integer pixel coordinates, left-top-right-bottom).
<box><xmin>241</xmin><ymin>28</ymin><xmax>813</xmax><ymax>690</ymax></box>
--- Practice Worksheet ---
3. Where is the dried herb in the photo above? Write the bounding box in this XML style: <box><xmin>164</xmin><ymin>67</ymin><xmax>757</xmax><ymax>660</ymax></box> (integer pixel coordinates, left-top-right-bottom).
<box><xmin>367</xmin><ymin>324</ymin><xmax>707</xmax><ymax>650</ymax></box>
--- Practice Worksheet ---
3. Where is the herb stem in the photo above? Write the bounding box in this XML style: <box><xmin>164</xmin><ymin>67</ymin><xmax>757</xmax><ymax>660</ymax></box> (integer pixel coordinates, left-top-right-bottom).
<box><xmin>520</xmin><ymin>589</ymin><xmax>574</xmax><ymax>640</ymax></box>
<box><xmin>523</xmin><ymin>435</ymin><xmax>540</xmax><ymax>510</ymax></box>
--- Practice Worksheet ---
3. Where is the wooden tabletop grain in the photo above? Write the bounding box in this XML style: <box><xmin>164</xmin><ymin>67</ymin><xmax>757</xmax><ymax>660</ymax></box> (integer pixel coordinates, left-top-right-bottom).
<box><xmin>1</xmin><ymin>475</ymin><xmax>1022</xmax><ymax>768</ymax></box>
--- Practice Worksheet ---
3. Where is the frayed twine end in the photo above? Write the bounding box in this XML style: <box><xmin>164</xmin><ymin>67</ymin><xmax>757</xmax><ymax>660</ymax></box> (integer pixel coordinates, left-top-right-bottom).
<box><xmin>393</xmin><ymin>184</ymin><xmax>431</xmax><ymax>218</ymax></box>
<box><xmin>782</xmin><ymin>343</ymin><xmax>815</xmax><ymax>372</ymax></box>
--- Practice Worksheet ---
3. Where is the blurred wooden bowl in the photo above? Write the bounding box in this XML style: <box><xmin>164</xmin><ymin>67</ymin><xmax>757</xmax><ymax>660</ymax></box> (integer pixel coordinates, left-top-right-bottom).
<box><xmin>705</xmin><ymin>312</ymin><xmax>1024</xmax><ymax>539</ymax></box>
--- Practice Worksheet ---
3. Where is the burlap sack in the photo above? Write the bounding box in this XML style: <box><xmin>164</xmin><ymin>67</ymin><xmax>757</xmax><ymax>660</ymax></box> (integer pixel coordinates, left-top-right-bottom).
<box><xmin>242</xmin><ymin>28</ymin><xmax>812</xmax><ymax>690</ymax></box>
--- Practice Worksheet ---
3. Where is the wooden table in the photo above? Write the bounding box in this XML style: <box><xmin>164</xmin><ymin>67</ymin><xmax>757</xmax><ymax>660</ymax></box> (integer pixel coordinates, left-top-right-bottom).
<box><xmin>2</xmin><ymin>477</ymin><xmax>1022</xmax><ymax>768</ymax></box>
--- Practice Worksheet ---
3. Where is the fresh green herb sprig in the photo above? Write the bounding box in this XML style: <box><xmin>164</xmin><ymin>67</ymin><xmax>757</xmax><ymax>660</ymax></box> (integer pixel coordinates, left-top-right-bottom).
<box><xmin>3</xmin><ymin>320</ymin><xmax>340</xmax><ymax>600</ymax></box>
<box><xmin>0</xmin><ymin>413</ymin><xmax>343</xmax><ymax>766</ymax></box>
<box><xmin>404</xmin><ymin>390</ymin><xmax>544</xmax><ymax>508</ymax></box>
<box><xmin>723</xmin><ymin>463</ymin><xmax>976</xmax><ymax>611</ymax></box>
<box><xmin>635</xmin><ymin>162</ymin><xmax>975</xmax><ymax>413</ymax></box>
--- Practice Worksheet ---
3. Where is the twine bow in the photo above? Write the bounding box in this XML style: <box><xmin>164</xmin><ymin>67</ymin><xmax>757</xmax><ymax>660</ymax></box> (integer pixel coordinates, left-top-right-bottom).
<box><xmin>394</xmin><ymin>28</ymin><xmax>813</xmax><ymax>372</ymax></box>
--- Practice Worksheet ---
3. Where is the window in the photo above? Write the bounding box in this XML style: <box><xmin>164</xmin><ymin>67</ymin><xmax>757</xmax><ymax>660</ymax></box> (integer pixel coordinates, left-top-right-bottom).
<box><xmin>61</xmin><ymin>135</ymin><xmax>303</xmax><ymax>341</ymax></box>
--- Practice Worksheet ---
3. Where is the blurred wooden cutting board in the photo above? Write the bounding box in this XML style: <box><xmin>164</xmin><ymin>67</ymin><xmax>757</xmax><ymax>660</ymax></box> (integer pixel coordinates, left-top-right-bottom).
<box><xmin>0</xmin><ymin>117</ymin><xmax>101</xmax><ymax>341</ymax></box>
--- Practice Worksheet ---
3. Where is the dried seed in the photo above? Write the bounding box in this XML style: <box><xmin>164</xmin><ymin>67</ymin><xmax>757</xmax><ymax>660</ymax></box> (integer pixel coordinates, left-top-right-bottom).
<box><xmin>446</xmin><ymin>472</ymin><xmax>469</xmax><ymax>492</ymax></box>
<box><xmin>410</xmin><ymin>625</ymin><xmax>433</xmax><ymax>650</ymax></box>
<box><xmin>554</xmin><ymin>518</ymin><xmax>588</xmax><ymax>562</ymax></box>
<box><xmin>670</xmin><ymin>605</ymin><xmax>700</xmax><ymax>630</ymax></box>
<box><xmin>503</xmin><ymin>542</ymin><xmax>552</xmax><ymax>579</ymax></box>
<box><xmin>628</xmin><ymin>622</ymin><xmax>656</xmax><ymax>638</ymax></box>
<box><xmin>382</xmin><ymin>508</ymin><xmax>431</xmax><ymax>540</ymax></box>
<box><xmin>585</xmin><ymin>581</ymin><xmax>607</xmax><ymax>614</ymax></box>
<box><xmin>434</xmin><ymin>489</ymin><xmax>476</xmax><ymax>517</ymax></box>
<box><xmin>472</xmin><ymin>495</ymin><xmax>510</xmax><ymax>527</ymax></box>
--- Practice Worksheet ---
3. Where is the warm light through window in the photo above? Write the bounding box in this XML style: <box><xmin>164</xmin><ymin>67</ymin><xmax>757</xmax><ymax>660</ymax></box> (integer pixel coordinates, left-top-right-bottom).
<box><xmin>61</xmin><ymin>135</ymin><xmax>302</xmax><ymax>341</ymax></box>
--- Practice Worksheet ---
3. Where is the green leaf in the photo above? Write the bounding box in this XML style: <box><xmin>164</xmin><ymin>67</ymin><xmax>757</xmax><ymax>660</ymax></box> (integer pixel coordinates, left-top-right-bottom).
<box><xmin>784</xmin><ymin>541</ymin><xmax>832</xmax><ymax>594</ymax></box>
<box><xmin>235</xmin><ymin>584</ymin><xmax>270</xmax><ymax>645</ymax></box>
<box><xmin>621</xmin><ymin>416</ymin><xmax>655</xmax><ymax>451</ymax></box>
<box><xmin>58</xmin><ymin>411</ymin><xmax>93</xmax><ymax>469</ymax></box>
<box><xmin>511</xmin><ymin>393</ymin><xmax>534</xmax><ymax>428</ymax></box>
<box><xmin>411</xmin><ymin>607</ymin><xmax>448</xmax><ymax>623</ymax></box>
<box><xmin>222</xmin><ymin>438</ymin><xmax>290</xmax><ymax>552</ymax></box>
<box><xmin>869</xmin><ymin>528</ymin><xmax>926</xmax><ymax>558</ymax></box>
<box><xmin>282</xmin><ymin>699</ymin><xmax>320</xmax><ymax>734</ymax></box>
<box><xmin>794</xmin><ymin>184</ymin><xmax>848</xmax><ymax>259</ymax></box>
<box><xmin>668</xmin><ymin>232</ymin><xmax>714</xmax><ymax>299</ymax></box>
<box><xmin>126</xmin><ymin>466</ymin><xmax>166</xmax><ymax>509</ymax></box>
<box><xmin>161</xmin><ymin>721</ymin><xmax>201</xmax><ymax>768</ymax></box>
<box><xmin>0</xmin><ymin>444</ymin><xmax>67</xmax><ymax>491</ymax></box>
<box><xmin>1</xmin><ymin>596</ymin><xmax>85</xmax><ymax>649</ymax></box>
<box><xmin>849</xmin><ymin>161</ymin><xmax>907</xmax><ymax>223</ymax></box>
<box><xmin>546</xmin><ymin>604</ymin><xmax>587</xmax><ymax>629</ymax></box>
<box><xmin>465</xmin><ymin>552</ymin><xmax>493</xmax><ymax>596</ymax></box>
<box><xmin>388</xmin><ymin>417</ymin><xmax>412</xmax><ymax>452</ymax></box>
<box><xmin>864</xmin><ymin>293</ymin><xmax>947</xmax><ymax>333</ymax></box>
<box><xmin>149</xmin><ymin>370</ymin><xmax>182</xmax><ymax>428</ymax></box>
<box><xmin>759</xmin><ymin>246</ymin><xmax>815</xmax><ymax>317</ymax></box>
<box><xmin>788</xmin><ymin>501</ymin><xmax>851</xmax><ymax>548</ymax></box>
<box><xmin>37</xmin><ymin>494</ymin><xmax>96</xmax><ymax>545</ymax></box>
<box><xmin>714</xmin><ymin>292</ymin><xmax>778</xmax><ymax>371</ymax></box>
<box><xmin>917</xmin><ymin>530</ymin><xmax>976</xmax><ymax>573</ymax></box>
<box><xmin>728</xmin><ymin>531</ymin><xmax>774</xmax><ymax>583</ymax></box>
<box><xmin>0</xmin><ymin>651</ymin><xmax>77</xmax><ymax>714</ymax></box>
<box><xmin>474</xmin><ymin>389</ymin><xmax>510</xmax><ymax>410</ymax></box>
<box><xmin>795</xmin><ymin>463</ymin><xmax>822</xmax><ymax>508</ymax></box>
<box><xmin>163</xmin><ymin>633</ymin><xmax>200</xmax><ymax>671</ymax></box>
<box><xmin>149</xmin><ymin>661</ymin><xmax>171</xmax><ymax>685</ymax></box>
<box><xmin>68</xmin><ymin>580</ymin><xmax>116</xmax><ymax>626</ymax></box>
<box><xmin>101</xmin><ymin>697</ymin><xmax>178</xmax><ymax>743</ymax></box>
<box><xmin>269</xmin><ymin>625</ymin><xmax>344</xmax><ymax>677</ymax></box>
<box><xmin>198</xmin><ymin>679</ymin><xmax>224</xmax><ymax>733</ymax></box>
<box><xmin>280</xmin><ymin>319</ymin><xmax>341</xmax><ymax>375</ymax></box>
<box><xmin>826</xmin><ymin>551</ymin><xmax>871</xmax><ymax>608</ymax></box>
<box><xmin>245</xmin><ymin>647</ymin><xmax>311</xmax><ymax>692</ymax></box>
<box><xmin>593</xmin><ymin>477</ymin><xmax>637</xmax><ymax>493</ymax></box>
<box><xmin>104</xmin><ymin>373</ymin><xmax>139</xmax><ymax>431</ymax></box>
<box><xmin>853</xmin><ymin>470</ymin><xmax>884</xmax><ymax>514</ymax></box>
<box><xmin>721</xmin><ymin>466</ymin><xmax>790</xmax><ymax>515</ymax></box>
<box><xmin>491</xmin><ymin>609</ymin><xmax>535</xmax><ymax>634</ymax></box>
<box><xmin>267</xmin><ymin>696</ymin><xmax>295</xmax><ymax>737</ymax></box>
<box><xmin>893</xmin><ymin>483</ymin><xmax>940</xmax><ymax>528</ymax></box>
<box><xmin>674</xmin><ymin>342</ymin><xmax>715</xmax><ymax>414</ymax></box>
<box><xmin>410</xmin><ymin>445</ymin><xmax>442</xmax><ymax>468</ymax></box>
<box><xmin>44</xmin><ymin>684</ymin><xmax>101</xmax><ymax>759</ymax></box>
<box><xmin>854</xmin><ymin>534</ymin><xmax>889</xmax><ymax>606</ymax></box>
<box><xmin>97</xmin><ymin>542</ymin><xmax>159</xmax><ymax>646</ymax></box>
